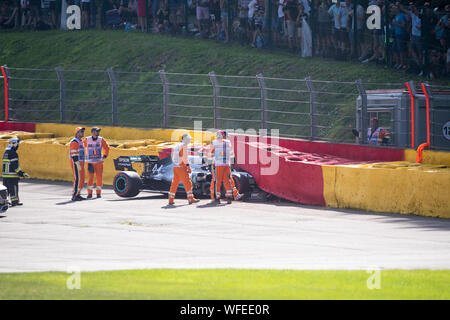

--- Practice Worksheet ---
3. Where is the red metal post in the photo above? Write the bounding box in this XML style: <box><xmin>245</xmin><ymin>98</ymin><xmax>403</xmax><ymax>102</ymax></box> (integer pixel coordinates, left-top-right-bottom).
<box><xmin>0</xmin><ymin>66</ymin><xmax>8</xmax><ymax>122</ymax></box>
<box><xmin>420</xmin><ymin>83</ymin><xmax>430</xmax><ymax>145</ymax></box>
<box><xmin>405</xmin><ymin>82</ymin><xmax>415</xmax><ymax>148</ymax></box>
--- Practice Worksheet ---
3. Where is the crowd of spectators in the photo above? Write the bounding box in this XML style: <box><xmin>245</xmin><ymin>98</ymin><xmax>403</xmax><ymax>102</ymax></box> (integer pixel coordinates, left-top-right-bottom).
<box><xmin>1</xmin><ymin>0</ymin><xmax>449</xmax><ymax>78</ymax></box>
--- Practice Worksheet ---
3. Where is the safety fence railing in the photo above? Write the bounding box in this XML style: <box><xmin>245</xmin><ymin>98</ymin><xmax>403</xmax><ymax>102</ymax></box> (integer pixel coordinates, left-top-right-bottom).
<box><xmin>1</xmin><ymin>65</ymin><xmax>449</xmax><ymax>150</ymax></box>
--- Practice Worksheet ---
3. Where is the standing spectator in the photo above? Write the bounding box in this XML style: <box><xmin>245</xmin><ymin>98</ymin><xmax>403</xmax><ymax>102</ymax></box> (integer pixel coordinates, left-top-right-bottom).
<box><xmin>348</xmin><ymin>0</ymin><xmax>365</xmax><ymax>59</ymax></box>
<box><xmin>316</xmin><ymin>0</ymin><xmax>329</xmax><ymax>56</ymax></box>
<box><xmin>392</xmin><ymin>5</ymin><xmax>408</xmax><ymax>70</ymax></box>
<box><xmin>265</xmin><ymin>0</ymin><xmax>280</xmax><ymax>46</ymax></box>
<box><xmin>238</xmin><ymin>0</ymin><xmax>251</xmax><ymax>43</ymax></box>
<box><xmin>296</xmin><ymin>3</ymin><xmax>307</xmax><ymax>51</ymax></box>
<box><xmin>152</xmin><ymin>0</ymin><xmax>161</xmax><ymax>30</ymax></box>
<box><xmin>28</xmin><ymin>0</ymin><xmax>40</xmax><ymax>30</ymax></box>
<box><xmin>81</xmin><ymin>0</ymin><xmax>90</xmax><ymax>29</ymax></box>
<box><xmin>167</xmin><ymin>0</ymin><xmax>181</xmax><ymax>33</ymax></box>
<box><xmin>20</xmin><ymin>0</ymin><xmax>30</xmax><ymax>30</ymax></box>
<box><xmin>339</xmin><ymin>0</ymin><xmax>350</xmax><ymax>57</ymax></box>
<box><xmin>252</xmin><ymin>0</ymin><xmax>265</xmax><ymax>48</ymax></box>
<box><xmin>248</xmin><ymin>0</ymin><xmax>257</xmax><ymax>44</ymax></box>
<box><xmin>90</xmin><ymin>0</ymin><xmax>97</xmax><ymax>28</ymax></box>
<box><xmin>196</xmin><ymin>0</ymin><xmax>210</xmax><ymax>36</ymax></box>
<box><xmin>47</xmin><ymin>0</ymin><xmax>58</xmax><ymax>28</ymax></box>
<box><xmin>137</xmin><ymin>0</ymin><xmax>147</xmax><ymax>32</ymax></box>
<box><xmin>400</xmin><ymin>3</ymin><xmax>423</xmax><ymax>75</ymax></box>
<box><xmin>433</xmin><ymin>4</ymin><xmax>449</xmax><ymax>67</ymax></box>
<box><xmin>156</xmin><ymin>0</ymin><xmax>170</xmax><ymax>32</ymax></box>
<box><xmin>328</xmin><ymin>0</ymin><xmax>341</xmax><ymax>57</ymax></box>
<box><xmin>275</xmin><ymin>0</ymin><xmax>285</xmax><ymax>45</ymax></box>
<box><xmin>283</xmin><ymin>0</ymin><xmax>298</xmax><ymax>51</ymax></box>
<box><xmin>210</xmin><ymin>0</ymin><xmax>221</xmax><ymax>37</ymax></box>
<box><xmin>220</xmin><ymin>0</ymin><xmax>229</xmax><ymax>42</ymax></box>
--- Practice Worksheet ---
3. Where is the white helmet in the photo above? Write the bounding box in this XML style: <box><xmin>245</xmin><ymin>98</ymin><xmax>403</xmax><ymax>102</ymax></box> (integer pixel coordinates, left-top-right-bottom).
<box><xmin>181</xmin><ymin>133</ymin><xmax>192</xmax><ymax>145</ymax></box>
<box><xmin>216</xmin><ymin>130</ymin><xmax>224</xmax><ymax>140</ymax></box>
<box><xmin>8</xmin><ymin>137</ymin><xmax>20</xmax><ymax>149</ymax></box>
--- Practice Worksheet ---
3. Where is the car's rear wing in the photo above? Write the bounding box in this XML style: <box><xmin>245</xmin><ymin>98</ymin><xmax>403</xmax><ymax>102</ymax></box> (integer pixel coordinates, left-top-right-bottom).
<box><xmin>113</xmin><ymin>155</ymin><xmax>160</xmax><ymax>171</ymax></box>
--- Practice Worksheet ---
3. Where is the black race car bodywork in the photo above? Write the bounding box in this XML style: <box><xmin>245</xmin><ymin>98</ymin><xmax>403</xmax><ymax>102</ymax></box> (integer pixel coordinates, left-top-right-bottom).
<box><xmin>112</xmin><ymin>154</ymin><xmax>260</xmax><ymax>199</ymax></box>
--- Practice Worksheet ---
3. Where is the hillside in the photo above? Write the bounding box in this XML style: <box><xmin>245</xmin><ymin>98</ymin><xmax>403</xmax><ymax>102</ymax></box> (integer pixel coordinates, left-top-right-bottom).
<box><xmin>0</xmin><ymin>30</ymin><xmax>448</xmax><ymax>141</ymax></box>
<box><xmin>1</xmin><ymin>30</ymin><xmax>448</xmax><ymax>82</ymax></box>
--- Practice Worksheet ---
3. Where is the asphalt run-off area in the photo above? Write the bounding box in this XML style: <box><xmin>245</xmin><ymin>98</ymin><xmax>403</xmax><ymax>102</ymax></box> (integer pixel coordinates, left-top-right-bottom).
<box><xmin>1</xmin><ymin>180</ymin><xmax>449</xmax><ymax>273</ymax></box>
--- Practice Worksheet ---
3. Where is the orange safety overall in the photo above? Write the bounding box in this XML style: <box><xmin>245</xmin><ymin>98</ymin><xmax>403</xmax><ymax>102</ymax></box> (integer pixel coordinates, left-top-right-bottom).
<box><xmin>209</xmin><ymin>165</ymin><xmax>239</xmax><ymax>199</ymax></box>
<box><xmin>84</xmin><ymin>136</ymin><xmax>110</xmax><ymax>195</ymax></box>
<box><xmin>69</xmin><ymin>137</ymin><xmax>85</xmax><ymax>197</ymax></box>
<box><xmin>168</xmin><ymin>143</ymin><xmax>195</xmax><ymax>202</ymax></box>
<box><xmin>209</xmin><ymin>140</ymin><xmax>233</xmax><ymax>200</ymax></box>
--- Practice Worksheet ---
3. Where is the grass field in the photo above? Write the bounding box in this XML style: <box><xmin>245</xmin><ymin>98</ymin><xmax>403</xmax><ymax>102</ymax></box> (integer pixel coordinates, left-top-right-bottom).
<box><xmin>0</xmin><ymin>269</ymin><xmax>448</xmax><ymax>300</ymax></box>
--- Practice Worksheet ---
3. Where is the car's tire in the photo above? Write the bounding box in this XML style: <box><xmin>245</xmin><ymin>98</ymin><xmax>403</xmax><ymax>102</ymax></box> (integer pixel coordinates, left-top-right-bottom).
<box><xmin>113</xmin><ymin>171</ymin><xmax>142</xmax><ymax>197</ymax></box>
<box><xmin>0</xmin><ymin>186</ymin><xmax>8</xmax><ymax>213</ymax></box>
<box><xmin>233</xmin><ymin>174</ymin><xmax>251</xmax><ymax>200</ymax></box>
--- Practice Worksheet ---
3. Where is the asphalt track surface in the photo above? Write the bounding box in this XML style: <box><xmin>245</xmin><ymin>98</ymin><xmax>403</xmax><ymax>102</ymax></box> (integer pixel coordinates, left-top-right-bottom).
<box><xmin>0</xmin><ymin>180</ymin><xmax>449</xmax><ymax>272</ymax></box>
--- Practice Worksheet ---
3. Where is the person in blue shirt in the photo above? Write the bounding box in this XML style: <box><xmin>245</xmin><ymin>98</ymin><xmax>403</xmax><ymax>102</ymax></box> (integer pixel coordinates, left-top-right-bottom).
<box><xmin>391</xmin><ymin>5</ymin><xmax>408</xmax><ymax>70</ymax></box>
<box><xmin>340</xmin><ymin>0</ymin><xmax>350</xmax><ymax>56</ymax></box>
<box><xmin>328</xmin><ymin>0</ymin><xmax>342</xmax><ymax>56</ymax></box>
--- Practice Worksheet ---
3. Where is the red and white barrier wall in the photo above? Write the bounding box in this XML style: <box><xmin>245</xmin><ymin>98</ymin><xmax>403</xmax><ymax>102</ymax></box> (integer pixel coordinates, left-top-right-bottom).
<box><xmin>230</xmin><ymin>133</ymin><xmax>450</xmax><ymax>218</ymax></box>
<box><xmin>0</xmin><ymin>122</ymin><xmax>449</xmax><ymax>218</ymax></box>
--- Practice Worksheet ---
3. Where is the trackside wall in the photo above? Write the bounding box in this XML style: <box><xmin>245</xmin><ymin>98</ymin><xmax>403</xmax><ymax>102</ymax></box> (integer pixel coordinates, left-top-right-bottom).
<box><xmin>0</xmin><ymin>122</ymin><xmax>449</xmax><ymax>218</ymax></box>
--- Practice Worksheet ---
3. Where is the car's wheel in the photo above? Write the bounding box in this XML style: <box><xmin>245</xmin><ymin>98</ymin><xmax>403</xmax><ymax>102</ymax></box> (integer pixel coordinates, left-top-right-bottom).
<box><xmin>113</xmin><ymin>171</ymin><xmax>142</xmax><ymax>197</ymax></box>
<box><xmin>0</xmin><ymin>186</ymin><xmax>8</xmax><ymax>213</ymax></box>
<box><xmin>233</xmin><ymin>174</ymin><xmax>251</xmax><ymax>200</ymax></box>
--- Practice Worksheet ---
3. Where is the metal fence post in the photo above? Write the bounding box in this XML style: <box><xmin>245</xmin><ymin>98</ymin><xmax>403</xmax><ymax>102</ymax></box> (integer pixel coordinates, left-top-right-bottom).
<box><xmin>305</xmin><ymin>77</ymin><xmax>316</xmax><ymax>140</ymax></box>
<box><xmin>256</xmin><ymin>74</ymin><xmax>267</xmax><ymax>130</ymax></box>
<box><xmin>55</xmin><ymin>67</ymin><xmax>66</xmax><ymax>123</ymax></box>
<box><xmin>356</xmin><ymin>80</ymin><xmax>367</xmax><ymax>144</ymax></box>
<box><xmin>208</xmin><ymin>71</ymin><xmax>220</xmax><ymax>129</ymax></box>
<box><xmin>159</xmin><ymin>70</ymin><xmax>169</xmax><ymax>128</ymax></box>
<box><xmin>106</xmin><ymin>68</ymin><xmax>118</xmax><ymax>126</ymax></box>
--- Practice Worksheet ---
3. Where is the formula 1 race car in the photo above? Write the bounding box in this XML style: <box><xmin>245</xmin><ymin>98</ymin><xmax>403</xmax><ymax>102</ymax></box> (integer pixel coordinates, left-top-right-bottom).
<box><xmin>112</xmin><ymin>154</ymin><xmax>261</xmax><ymax>200</ymax></box>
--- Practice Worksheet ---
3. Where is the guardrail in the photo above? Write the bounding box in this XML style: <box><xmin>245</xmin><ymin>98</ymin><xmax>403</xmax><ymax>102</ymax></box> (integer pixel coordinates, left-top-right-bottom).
<box><xmin>1</xmin><ymin>65</ymin><xmax>448</xmax><ymax>150</ymax></box>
